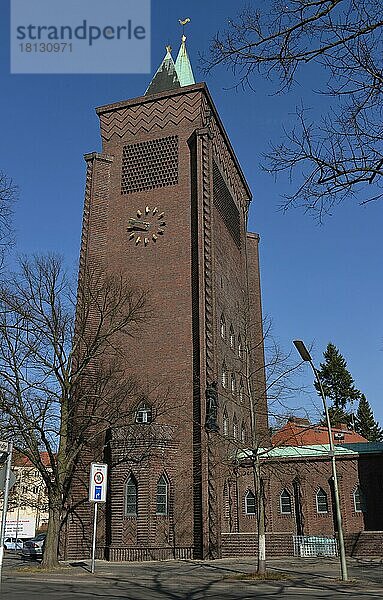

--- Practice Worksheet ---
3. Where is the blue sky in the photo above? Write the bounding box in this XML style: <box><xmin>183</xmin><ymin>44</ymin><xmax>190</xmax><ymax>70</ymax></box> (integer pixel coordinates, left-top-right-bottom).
<box><xmin>1</xmin><ymin>1</ymin><xmax>382</xmax><ymax>426</ymax></box>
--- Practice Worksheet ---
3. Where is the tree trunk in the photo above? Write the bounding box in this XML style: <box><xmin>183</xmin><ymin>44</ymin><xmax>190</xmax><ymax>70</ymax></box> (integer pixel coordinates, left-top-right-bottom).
<box><xmin>41</xmin><ymin>502</ymin><xmax>61</xmax><ymax>568</ymax></box>
<box><xmin>245</xmin><ymin>337</ymin><xmax>267</xmax><ymax>575</ymax></box>
<box><xmin>253</xmin><ymin>457</ymin><xmax>266</xmax><ymax>574</ymax></box>
<box><xmin>257</xmin><ymin>476</ymin><xmax>266</xmax><ymax>575</ymax></box>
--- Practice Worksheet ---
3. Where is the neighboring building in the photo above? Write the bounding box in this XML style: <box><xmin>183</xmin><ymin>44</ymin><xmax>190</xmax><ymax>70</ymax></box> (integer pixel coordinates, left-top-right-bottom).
<box><xmin>220</xmin><ymin>428</ymin><xmax>383</xmax><ymax>558</ymax></box>
<box><xmin>3</xmin><ymin>453</ymin><xmax>49</xmax><ymax>539</ymax></box>
<box><xmin>272</xmin><ymin>417</ymin><xmax>368</xmax><ymax>446</ymax></box>
<box><xmin>64</xmin><ymin>35</ymin><xmax>269</xmax><ymax>561</ymax></box>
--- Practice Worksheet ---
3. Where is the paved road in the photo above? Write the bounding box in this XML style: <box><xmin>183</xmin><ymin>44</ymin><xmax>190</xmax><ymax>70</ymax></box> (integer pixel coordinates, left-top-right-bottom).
<box><xmin>3</xmin><ymin>553</ymin><xmax>383</xmax><ymax>599</ymax></box>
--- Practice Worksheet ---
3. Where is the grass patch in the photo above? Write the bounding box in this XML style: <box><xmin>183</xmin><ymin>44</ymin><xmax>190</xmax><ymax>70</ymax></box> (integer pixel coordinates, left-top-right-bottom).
<box><xmin>334</xmin><ymin>578</ymin><xmax>359</xmax><ymax>586</ymax></box>
<box><xmin>228</xmin><ymin>570</ymin><xmax>291</xmax><ymax>581</ymax></box>
<box><xmin>14</xmin><ymin>564</ymin><xmax>73</xmax><ymax>575</ymax></box>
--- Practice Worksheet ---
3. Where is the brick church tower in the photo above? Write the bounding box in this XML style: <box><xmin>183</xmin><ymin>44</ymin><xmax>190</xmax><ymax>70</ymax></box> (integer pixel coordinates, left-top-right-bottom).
<box><xmin>65</xmin><ymin>35</ymin><xmax>269</xmax><ymax>561</ymax></box>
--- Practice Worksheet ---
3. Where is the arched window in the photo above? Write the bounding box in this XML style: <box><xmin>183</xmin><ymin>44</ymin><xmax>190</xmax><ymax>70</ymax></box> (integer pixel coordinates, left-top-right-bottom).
<box><xmin>280</xmin><ymin>489</ymin><xmax>292</xmax><ymax>514</ymax></box>
<box><xmin>316</xmin><ymin>488</ymin><xmax>328</xmax><ymax>513</ymax></box>
<box><xmin>241</xmin><ymin>422</ymin><xmax>247</xmax><ymax>444</ymax></box>
<box><xmin>230</xmin><ymin>372</ymin><xmax>236</xmax><ymax>394</ymax></box>
<box><xmin>238</xmin><ymin>335</ymin><xmax>243</xmax><ymax>359</ymax></box>
<box><xmin>233</xmin><ymin>414</ymin><xmax>238</xmax><ymax>439</ymax></box>
<box><xmin>222</xmin><ymin>362</ymin><xmax>228</xmax><ymax>388</ymax></box>
<box><xmin>220</xmin><ymin>314</ymin><xmax>226</xmax><ymax>340</ymax></box>
<box><xmin>223</xmin><ymin>408</ymin><xmax>229</xmax><ymax>436</ymax></box>
<box><xmin>229</xmin><ymin>325</ymin><xmax>235</xmax><ymax>350</ymax></box>
<box><xmin>353</xmin><ymin>486</ymin><xmax>362</xmax><ymax>512</ymax></box>
<box><xmin>125</xmin><ymin>474</ymin><xmax>137</xmax><ymax>516</ymax></box>
<box><xmin>245</xmin><ymin>490</ymin><xmax>256</xmax><ymax>515</ymax></box>
<box><xmin>156</xmin><ymin>474</ymin><xmax>169</xmax><ymax>515</ymax></box>
<box><xmin>135</xmin><ymin>402</ymin><xmax>152</xmax><ymax>424</ymax></box>
<box><xmin>239</xmin><ymin>378</ymin><xmax>244</xmax><ymax>403</ymax></box>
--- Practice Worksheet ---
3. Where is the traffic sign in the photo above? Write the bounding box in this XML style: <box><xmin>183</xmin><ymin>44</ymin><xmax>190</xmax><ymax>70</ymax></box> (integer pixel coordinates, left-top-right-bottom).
<box><xmin>89</xmin><ymin>463</ymin><xmax>107</xmax><ymax>503</ymax></box>
<box><xmin>0</xmin><ymin>467</ymin><xmax>16</xmax><ymax>492</ymax></box>
<box><xmin>0</xmin><ymin>441</ymin><xmax>9</xmax><ymax>453</ymax></box>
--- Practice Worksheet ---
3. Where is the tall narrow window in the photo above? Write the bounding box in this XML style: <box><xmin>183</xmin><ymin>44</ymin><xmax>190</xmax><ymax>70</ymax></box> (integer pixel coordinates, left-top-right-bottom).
<box><xmin>230</xmin><ymin>372</ymin><xmax>236</xmax><ymax>394</ymax></box>
<box><xmin>280</xmin><ymin>489</ymin><xmax>292</xmax><ymax>514</ymax></box>
<box><xmin>156</xmin><ymin>474</ymin><xmax>168</xmax><ymax>515</ymax></box>
<box><xmin>238</xmin><ymin>335</ymin><xmax>243</xmax><ymax>359</ymax></box>
<box><xmin>136</xmin><ymin>402</ymin><xmax>152</xmax><ymax>424</ymax></box>
<box><xmin>125</xmin><ymin>475</ymin><xmax>138</xmax><ymax>516</ymax></box>
<box><xmin>241</xmin><ymin>422</ymin><xmax>247</xmax><ymax>444</ymax></box>
<box><xmin>229</xmin><ymin>325</ymin><xmax>235</xmax><ymax>350</ymax></box>
<box><xmin>239</xmin><ymin>378</ymin><xmax>244</xmax><ymax>403</ymax></box>
<box><xmin>223</xmin><ymin>481</ymin><xmax>229</xmax><ymax>518</ymax></box>
<box><xmin>222</xmin><ymin>362</ymin><xmax>228</xmax><ymax>388</ymax></box>
<box><xmin>245</xmin><ymin>490</ymin><xmax>256</xmax><ymax>515</ymax></box>
<box><xmin>233</xmin><ymin>414</ymin><xmax>238</xmax><ymax>439</ymax></box>
<box><xmin>316</xmin><ymin>488</ymin><xmax>328</xmax><ymax>513</ymax></box>
<box><xmin>220</xmin><ymin>314</ymin><xmax>226</xmax><ymax>340</ymax></box>
<box><xmin>223</xmin><ymin>408</ymin><xmax>229</xmax><ymax>436</ymax></box>
<box><xmin>353</xmin><ymin>486</ymin><xmax>362</xmax><ymax>512</ymax></box>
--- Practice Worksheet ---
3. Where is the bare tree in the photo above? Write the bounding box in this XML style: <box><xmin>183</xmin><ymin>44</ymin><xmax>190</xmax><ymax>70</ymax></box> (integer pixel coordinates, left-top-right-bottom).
<box><xmin>0</xmin><ymin>255</ymin><xmax>149</xmax><ymax>568</ymax></box>
<box><xmin>242</xmin><ymin>315</ymin><xmax>303</xmax><ymax>573</ymax></box>
<box><xmin>206</xmin><ymin>1</ymin><xmax>383</xmax><ymax>219</ymax></box>
<box><xmin>0</xmin><ymin>170</ymin><xmax>16</xmax><ymax>265</ymax></box>
<box><xmin>215</xmin><ymin>310</ymin><xmax>303</xmax><ymax>574</ymax></box>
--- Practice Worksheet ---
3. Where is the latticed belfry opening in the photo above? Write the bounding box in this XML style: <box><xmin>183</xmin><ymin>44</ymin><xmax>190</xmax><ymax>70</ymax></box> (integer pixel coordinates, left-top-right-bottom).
<box><xmin>121</xmin><ymin>136</ymin><xmax>179</xmax><ymax>194</ymax></box>
<box><xmin>213</xmin><ymin>161</ymin><xmax>241</xmax><ymax>249</ymax></box>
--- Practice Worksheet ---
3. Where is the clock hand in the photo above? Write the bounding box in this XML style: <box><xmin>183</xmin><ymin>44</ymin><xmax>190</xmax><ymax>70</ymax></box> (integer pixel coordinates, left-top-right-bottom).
<box><xmin>127</xmin><ymin>218</ymin><xmax>151</xmax><ymax>231</ymax></box>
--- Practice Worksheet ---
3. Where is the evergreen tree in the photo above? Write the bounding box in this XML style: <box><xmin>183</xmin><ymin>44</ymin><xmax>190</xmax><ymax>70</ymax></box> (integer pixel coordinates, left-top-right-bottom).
<box><xmin>355</xmin><ymin>395</ymin><xmax>383</xmax><ymax>442</ymax></box>
<box><xmin>315</xmin><ymin>342</ymin><xmax>360</xmax><ymax>427</ymax></box>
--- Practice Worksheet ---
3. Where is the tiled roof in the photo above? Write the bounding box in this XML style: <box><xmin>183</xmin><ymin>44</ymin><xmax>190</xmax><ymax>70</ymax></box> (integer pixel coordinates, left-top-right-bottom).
<box><xmin>271</xmin><ymin>420</ymin><xmax>368</xmax><ymax>447</ymax></box>
<box><xmin>13</xmin><ymin>451</ymin><xmax>53</xmax><ymax>468</ymax></box>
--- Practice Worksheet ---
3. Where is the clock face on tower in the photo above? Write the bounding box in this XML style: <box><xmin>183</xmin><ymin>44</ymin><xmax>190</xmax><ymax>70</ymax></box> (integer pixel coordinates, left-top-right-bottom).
<box><xmin>127</xmin><ymin>206</ymin><xmax>167</xmax><ymax>246</ymax></box>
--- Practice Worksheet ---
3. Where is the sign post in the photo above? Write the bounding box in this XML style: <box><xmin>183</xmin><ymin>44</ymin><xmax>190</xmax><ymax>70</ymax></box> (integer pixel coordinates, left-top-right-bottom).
<box><xmin>89</xmin><ymin>463</ymin><xmax>107</xmax><ymax>574</ymax></box>
<box><xmin>0</xmin><ymin>441</ymin><xmax>13</xmax><ymax>590</ymax></box>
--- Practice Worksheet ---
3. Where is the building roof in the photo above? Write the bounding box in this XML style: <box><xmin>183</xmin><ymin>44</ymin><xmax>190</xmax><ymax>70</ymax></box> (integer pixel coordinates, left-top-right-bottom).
<box><xmin>145</xmin><ymin>46</ymin><xmax>181</xmax><ymax>96</ymax></box>
<box><xmin>236</xmin><ymin>441</ymin><xmax>383</xmax><ymax>462</ymax></box>
<box><xmin>271</xmin><ymin>418</ymin><xmax>368</xmax><ymax>447</ymax></box>
<box><xmin>175</xmin><ymin>35</ymin><xmax>195</xmax><ymax>87</ymax></box>
<box><xmin>145</xmin><ymin>35</ymin><xmax>195</xmax><ymax>96</ymax></box>
<box><xmin>13</xmin><ymin>451</ymin><xmax>53</xmax><ymax>468</ymax></box>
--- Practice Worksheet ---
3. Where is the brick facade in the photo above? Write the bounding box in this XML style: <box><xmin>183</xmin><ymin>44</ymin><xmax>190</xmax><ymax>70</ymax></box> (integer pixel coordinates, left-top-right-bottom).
<box><xmin>64</xmin><ymin>82</ymin><xmax>269</xmax><ymax>561</ymax></box>
<box><xmin>220</xmin><ymin>448</ymin><xmax>383</xmax><ymax>557</ymax></box>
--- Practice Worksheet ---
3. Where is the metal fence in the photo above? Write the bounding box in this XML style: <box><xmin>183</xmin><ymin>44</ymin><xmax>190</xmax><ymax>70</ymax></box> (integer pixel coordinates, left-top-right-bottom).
<box><xmin>293</xmin><ymin>535</ymin><xmax>338</xmax><ymax>557</ymax></box>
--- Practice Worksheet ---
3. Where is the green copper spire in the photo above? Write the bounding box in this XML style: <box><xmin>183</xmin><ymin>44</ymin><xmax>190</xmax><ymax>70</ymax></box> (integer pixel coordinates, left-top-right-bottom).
<box><xmin>175</xmin><ymin>35</ymin><xmax>195</xmax><ymax>87</ymax></box>
<box><xmin>145</xmin><ymin>46</ymin><xmax>181</xmax><ymax>96</ymax></box>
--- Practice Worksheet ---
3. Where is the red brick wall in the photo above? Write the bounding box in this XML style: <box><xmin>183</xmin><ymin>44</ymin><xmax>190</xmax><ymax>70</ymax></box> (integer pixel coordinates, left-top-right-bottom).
<box><xmin>221</xmin><ymin>532</ymin><xmax>294</xmax><ymax>557</ymax></box>
<box><xmin>222</xmin><ymin>454</ymin><xmax>381</xmax><ymax>542</ymax></box>
<box><xmin>65</xmin><ymin>83</ymin><xmax>268</xmax><ymax>561</ymax></box>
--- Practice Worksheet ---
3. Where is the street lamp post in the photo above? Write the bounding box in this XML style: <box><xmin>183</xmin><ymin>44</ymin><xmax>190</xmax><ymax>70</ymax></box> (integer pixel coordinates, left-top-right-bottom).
<box><xmin>293</xmin><ymin>340</ymin><xmax>348</xmax><ymax>582</ymax></box>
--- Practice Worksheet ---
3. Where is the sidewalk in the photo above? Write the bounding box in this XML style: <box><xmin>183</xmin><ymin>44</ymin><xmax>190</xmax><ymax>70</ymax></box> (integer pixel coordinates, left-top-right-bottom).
<box><xmin>5</xmin><ymin>553</ymin><xmax>383</xmax><ymax>587</ymax></box>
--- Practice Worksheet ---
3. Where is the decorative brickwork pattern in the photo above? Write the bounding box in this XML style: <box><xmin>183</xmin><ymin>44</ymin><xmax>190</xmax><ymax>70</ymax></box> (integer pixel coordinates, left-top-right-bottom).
<box><xmin>201</xmin><ymin>134</ymin><xmax>215</xmax><ymax>386</ymax></box>
<box><xmin>221</xmin><ymin>533</ymin><xmax>294</xmax><ymax>557</ymax></box>
<box><xmin>201</xmin><ymin>94</ymin><xmax>248</xmax><ymax>210</ymax></box>
<box><xmin>99</xmin><ymin>93</ymin><xmax>202</xmax><ymax>141</ymax></box>
<box><xmin>198</xmin><ymin>130</ymin><xmax>221</xmax><ymax>559</ymax></box>
<box><xmin>213</xmin><ymin>161</ymin><xmax>241</xmax><ymax>249</ymax></box>
<box><xmin>121</xmin><ymin>136</ymin><xmax>179</xmax><ymax>194</ymax></box>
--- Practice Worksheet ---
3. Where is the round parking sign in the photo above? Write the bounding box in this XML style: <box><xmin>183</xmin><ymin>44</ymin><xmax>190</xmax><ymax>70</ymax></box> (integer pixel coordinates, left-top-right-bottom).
<box><xmin>94</xmin><ymin>471</ymin><xmax>104</xmax><ymax>485</ymax></box>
